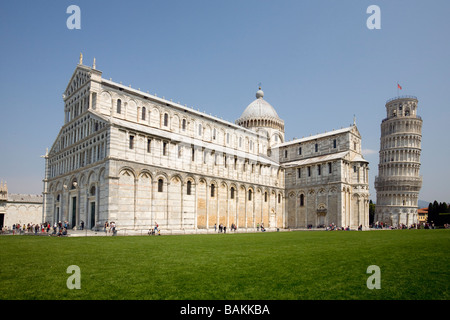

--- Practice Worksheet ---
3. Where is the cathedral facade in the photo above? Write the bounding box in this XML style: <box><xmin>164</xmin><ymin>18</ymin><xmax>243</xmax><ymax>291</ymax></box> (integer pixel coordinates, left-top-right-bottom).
<box><xmin>42</xmin><ymin>59</ymin><xmax>370</xmax><ymax>232</ymax></box>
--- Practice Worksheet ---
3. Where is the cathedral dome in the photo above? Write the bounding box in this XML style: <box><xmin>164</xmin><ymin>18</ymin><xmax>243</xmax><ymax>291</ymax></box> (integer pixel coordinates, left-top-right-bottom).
<box><xmin>238</xmin><ymin>88</ymin><xmax>281</xmax><ymax>121</ymax></box>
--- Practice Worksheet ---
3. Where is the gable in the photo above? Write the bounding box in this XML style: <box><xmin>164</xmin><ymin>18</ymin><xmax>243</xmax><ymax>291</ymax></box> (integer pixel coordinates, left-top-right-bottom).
<box><xmin>63</xmin><ymin>65</ymin><xmax>92</xmax><ymax>99</ymax></box>
<box><xmin>48</xmin><ymin>110</ymin><xmax>109</xmax><ymax>156</ymax></box>
<box><xmin>351</xmin><ymin>125</ymin><xmax>362</xmax><ymax>138</ymax></box>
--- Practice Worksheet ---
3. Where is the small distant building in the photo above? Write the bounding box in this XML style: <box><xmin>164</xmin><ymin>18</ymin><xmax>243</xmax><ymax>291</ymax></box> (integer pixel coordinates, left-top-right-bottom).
<box><xmin>418</xmin><ymin>207</ymin><xmax>428</xmax><ymax>224</ymax></box>
<box><xmin>0</xmin><ymin>181</ymin><xmax>43</xmax><ymax>229</ymax></box>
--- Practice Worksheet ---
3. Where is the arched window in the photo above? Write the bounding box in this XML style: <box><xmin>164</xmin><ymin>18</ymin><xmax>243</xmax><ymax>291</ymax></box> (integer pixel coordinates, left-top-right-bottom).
<box><xmin>129</xmin><ymin>135</ymin><xmax>134</xmax><ymax>149</ymax></box>
<box><xmin>182</xmin><ymin>119</ymin><xmax>186</xmax><ymax>131</ymax></box>
<box><xmin>248</xmin><ymin>189</ymin><xmax>252</xmax><ymax>201</ymax></box>
<box><xmin>187</xmin><ymin>181</ymin><xmax>192</xmax><ymax>195</ymax></box>
<box><xmin>230</xmin><ymin>187</ymin><xmax>235</xmax><ymax>199</ymax></box>
<box><xmin>90</xmin><ymin>186</ymin><xmax>96</xmax><ymax>196</ymax></box>
<box><xmin>158</xmin><ymin>179</ymin><xmax>163</xmax><ymax>192</ymax></box>
<box><xmin>164</xmin><ymin>113</ymin><xmax>169</xmax><ymax>127</ymax></box>
<box><xmin>211</xmin><ymin>184</ymin><xmax>215</xmax><ymax>197</ymax></box>
<box><xmin>300</xmin><ymin>194</ymin><xmax>304</xmax><ymax>206</ymax></box>
<box><xmin>198</xmin><ymin>123</ymin><xmax>202</xmax><ymax>136</ymax></box>
<box><xmin>117</xmin><ymin>99</ymin><xmax>121</xmax><ymax>114</ymax></box>
<box><xmin>278</xmin><ymin>193</ymin><xmax>281</xmax><ymax>203</ymax></box>
<box><xmin>142</xmin><ymin>107</ymin><xmax>146</xmax><ymax>120</ymax></box>
<box><xmin>264</xmin><ymin>192</ymin><xmax>268</xmax><ymax>202</ymax></box>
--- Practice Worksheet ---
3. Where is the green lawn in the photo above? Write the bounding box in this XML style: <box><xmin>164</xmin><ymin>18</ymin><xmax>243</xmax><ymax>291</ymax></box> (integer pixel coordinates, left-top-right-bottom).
<box><xmin>0</xmin><ymin>229</ymin><xmax>448</xmax><ymax>300</ymax></box>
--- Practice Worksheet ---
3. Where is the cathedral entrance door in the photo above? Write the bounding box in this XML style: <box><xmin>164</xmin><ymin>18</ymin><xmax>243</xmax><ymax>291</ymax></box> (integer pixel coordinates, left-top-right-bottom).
<box><xmin>269</xmin><ymin>209</ymin><xmax>276</xmax><ymax>228</ymax></box>
<box><xmin>269</xmin><ymin>214</ymin><xmax>275</xmax><ymax>228</ymax></box>
<box><xmin>56</xmin><ymin>207</ymin><xmax>60</xmax><ymax>224</ymax></box>
<box><xmin>317</xmin><ymin>214</ymin><xmax>325</xmax><ymax>227</ymax></box>
<box><xmin>71</xmin><ymin>196</ymin><xmax>77</xmax><ymax>228</ymax></box>
<box><xmin>317</xmin><ymin>204</ymin><xmax>327</xmax><ymax>227</ymax></box>
<box><xmin>90</xmin><ymin>202</ymin><xmax>96</xmax><ymax>229</ymax></box>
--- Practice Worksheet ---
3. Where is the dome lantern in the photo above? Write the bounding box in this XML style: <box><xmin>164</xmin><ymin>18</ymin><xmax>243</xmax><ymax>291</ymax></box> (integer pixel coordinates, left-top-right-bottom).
<box><xmin>256</xmin><ymin>87</ymin><xmax>264</xmax><ymax>99</ymax></box>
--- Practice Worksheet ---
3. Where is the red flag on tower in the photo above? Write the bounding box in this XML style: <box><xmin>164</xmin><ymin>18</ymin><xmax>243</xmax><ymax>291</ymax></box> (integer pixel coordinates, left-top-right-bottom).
<box><xmin>397</xmin><ymin>83</ymin><xmax>402</xmax><ymax>90</ymax></box>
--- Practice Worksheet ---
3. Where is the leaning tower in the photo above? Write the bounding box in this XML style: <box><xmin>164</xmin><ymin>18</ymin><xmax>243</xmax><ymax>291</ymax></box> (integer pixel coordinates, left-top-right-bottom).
<box><xmin>375</xmin><ymin>96</ymin><xmax>423</xmax><ymax>227</ymax></box>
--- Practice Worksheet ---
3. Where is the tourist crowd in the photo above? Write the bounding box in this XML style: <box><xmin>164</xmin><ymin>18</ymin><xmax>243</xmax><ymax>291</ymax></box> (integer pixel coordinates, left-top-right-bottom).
<box><xmin>372</xmin><ymin>221</ymin><xmax>439</xmax><ymax>229</ymax></box>
<box><xmin>1</xmin><ymin>221</ymin><xmax>70</xmax><ymax>236</ymax></box>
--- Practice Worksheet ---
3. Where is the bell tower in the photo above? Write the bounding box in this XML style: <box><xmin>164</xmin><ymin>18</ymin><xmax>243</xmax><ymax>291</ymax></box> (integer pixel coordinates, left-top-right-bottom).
<box><xmin>375</xmin><ymin>96</ymin><xmax>423</xmax><ymax>227</ymax></box>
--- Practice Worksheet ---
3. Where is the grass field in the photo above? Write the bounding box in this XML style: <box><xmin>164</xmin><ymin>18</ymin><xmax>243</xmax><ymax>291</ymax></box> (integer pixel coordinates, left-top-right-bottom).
<box><xmin>0</xmin><ymin>229</ymin><xmax>448</xmax><ymax>300</ymax></box>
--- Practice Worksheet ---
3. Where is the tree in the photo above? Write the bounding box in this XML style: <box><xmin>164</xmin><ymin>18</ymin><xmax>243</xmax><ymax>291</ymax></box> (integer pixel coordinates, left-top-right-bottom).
<box><xmin>369</xmin><ymin>200</ymin><xmax>375</xmax><ymax>225</ymax></box>
<box><xmin>427</xmin><ymin>200</ymin><xmax>450</xmax><ymax>226</ymax></box>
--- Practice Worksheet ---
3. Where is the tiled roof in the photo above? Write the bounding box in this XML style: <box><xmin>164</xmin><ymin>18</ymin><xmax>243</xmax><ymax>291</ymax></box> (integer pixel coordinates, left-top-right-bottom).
<box><xmin>8</xmin><ymin>194</ymin><xmax>43</xmax><ymax>203</ymax></box>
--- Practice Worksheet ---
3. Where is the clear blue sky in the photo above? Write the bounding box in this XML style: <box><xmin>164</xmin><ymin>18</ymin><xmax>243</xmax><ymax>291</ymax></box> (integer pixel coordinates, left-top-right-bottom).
<box><xmin>1</xmin><ymin>0</ymin><xmax>449</xmax><ymax>204</ymax></box>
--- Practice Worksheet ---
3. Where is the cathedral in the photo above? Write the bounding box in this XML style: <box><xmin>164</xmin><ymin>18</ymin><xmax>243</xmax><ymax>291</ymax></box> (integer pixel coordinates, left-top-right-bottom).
<box><xmin>42</xmin><ymin>56</ymin><xmax>370</xmax><ymax>233</ymax></box>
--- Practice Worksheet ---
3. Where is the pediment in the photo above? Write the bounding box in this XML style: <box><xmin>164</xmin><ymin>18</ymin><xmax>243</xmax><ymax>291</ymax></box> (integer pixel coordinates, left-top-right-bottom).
<box><xmin>63</xmin><ymin>65</ymin><xmax>92</xmax><ymax>99</ymax></box>
<box><xmin>351</xmin><ymin>125</ymin><xmax>362</xmax><ymax>138</ymax></box>
<box><xmin>48</xmin><ymin>110</ymin><xmax>109</xmax><ymax>156</ymax></box>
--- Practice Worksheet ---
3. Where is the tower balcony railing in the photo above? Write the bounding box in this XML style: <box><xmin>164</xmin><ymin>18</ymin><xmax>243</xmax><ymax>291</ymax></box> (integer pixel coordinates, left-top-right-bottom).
<box><xmin>375</xmin><ymin>175</ymin><xmax>423</xmax><ymax>188</ymax></box>
<box><xmin>386</xmin><ymin>95</ymin><xmax>418</xmax><ymax>104</ymax></box>
<box><xmin>381</xmin><ymin>114</ymin><xmax>422</xmax><ymax>123</ymax></box>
